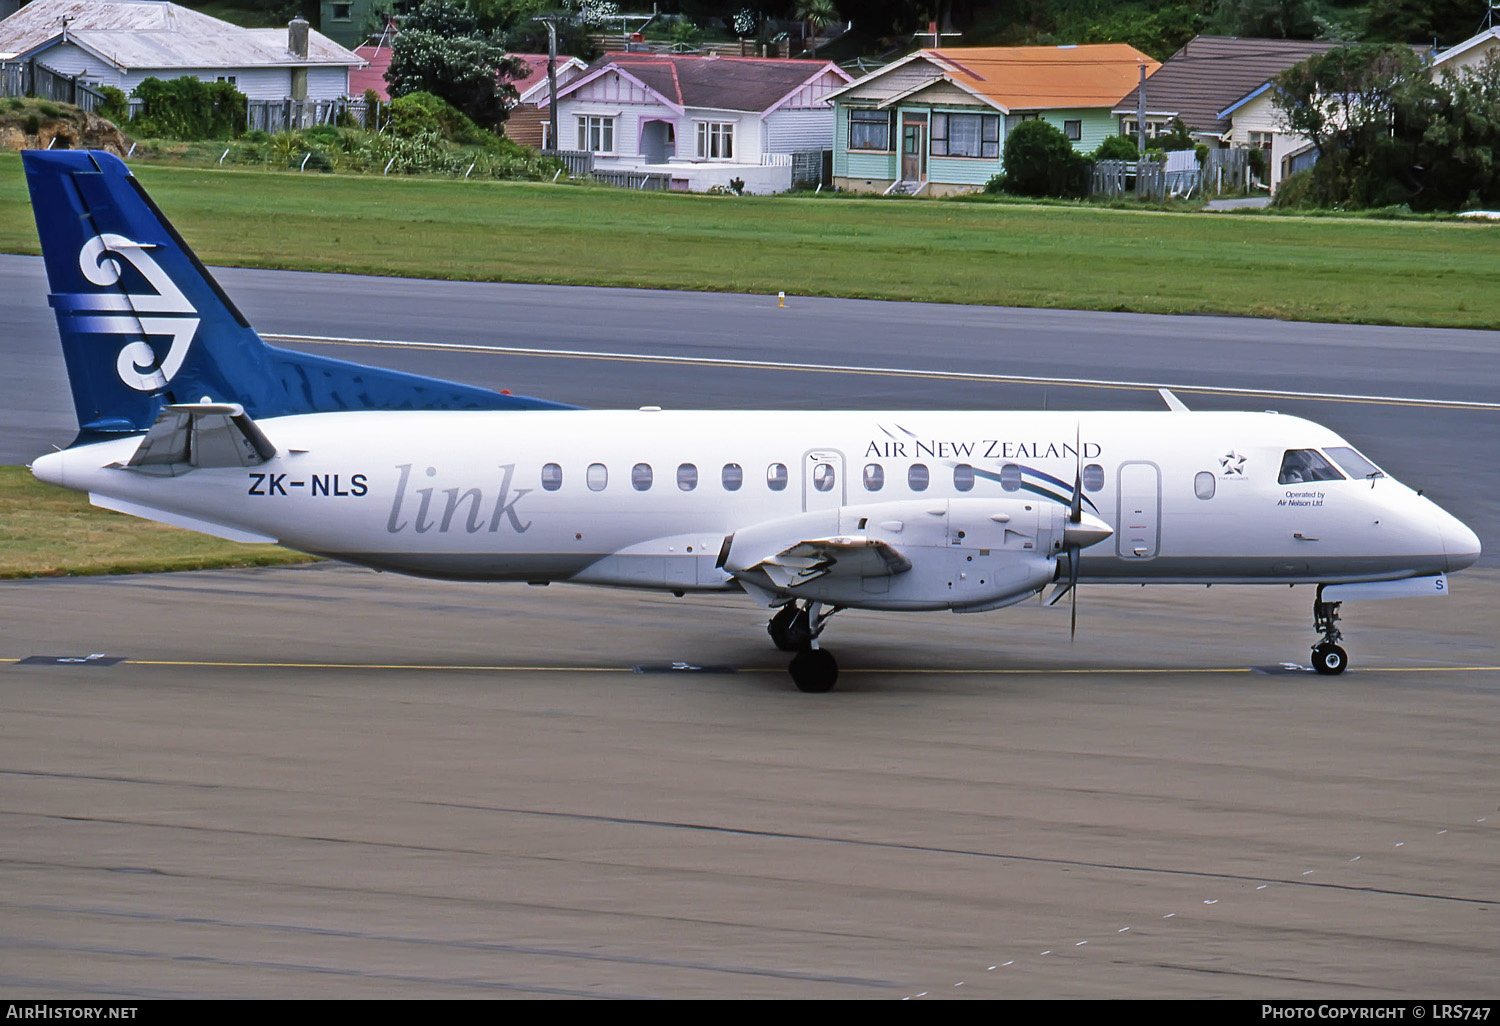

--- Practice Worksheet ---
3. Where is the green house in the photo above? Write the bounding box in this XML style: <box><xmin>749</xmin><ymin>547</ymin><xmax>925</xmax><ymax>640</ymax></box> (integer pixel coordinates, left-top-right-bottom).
<box><xmin>828</xmin><ymin>45</ymin><xmax>1158</xmax><ymax>196</ymax></box>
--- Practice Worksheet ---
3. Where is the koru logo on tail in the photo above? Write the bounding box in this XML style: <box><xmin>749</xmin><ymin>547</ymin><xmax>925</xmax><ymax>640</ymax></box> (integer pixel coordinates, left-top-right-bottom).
<box><xmin>57</xmin><ymin>234</ymin><xmax>200</xmax><ymax>391</ymax></box>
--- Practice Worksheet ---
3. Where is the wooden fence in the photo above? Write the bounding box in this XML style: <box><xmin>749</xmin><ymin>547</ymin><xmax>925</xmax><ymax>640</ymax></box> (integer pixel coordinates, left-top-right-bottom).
<box><xmin>1090</xmin><ymin>150</ymin><xmax>1257</xmax><ymax>200</ymax></box>
<box><xmin>0</xmin><ymin>59</ymin><xmax>106</xmax><ymax>112</ymax></box>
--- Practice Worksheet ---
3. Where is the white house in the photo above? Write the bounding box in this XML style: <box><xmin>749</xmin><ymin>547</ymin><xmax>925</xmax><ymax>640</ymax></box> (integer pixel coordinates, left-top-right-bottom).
<box><xmin>1431</xmin><ymin>26</ymin><xmax>1500</xmax><ymax>78</ymax></box>
<box><xmin>0</xmin><ymin>0</ymin><xmax>363</xmax><ymax>101</ymax></box>
<box><xmin>543</xmin><ymin>52</ymin><xmax>852</xmax><ymax>194</ymax></box>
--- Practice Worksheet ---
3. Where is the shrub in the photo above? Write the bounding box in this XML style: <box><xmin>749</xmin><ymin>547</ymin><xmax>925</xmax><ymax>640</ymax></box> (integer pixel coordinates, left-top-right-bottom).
<box><xmin>1092</xmin><ymin>134</ymin><xmax>1138</xmax><ymax>161</ymax></box>
<box><xmin>96</xmin><ymin>86</ymin><xmax>129</xmax><ymax>124</ymax></box>
<box><xmin>1000</xmin><ymin>119</ymin><xmax>1089</xmax><ymax>198</ymax></box>
<box><xmin>130</xmin><ymin>76</ymin><xmax>246</xmax><ymax>139</ymax></box>
<box><xmin>389</xmin><ymin>91</ymin><xmax>485</xmax><ymax>143</ymax></box>
<box><xmin>1271</xmin><ymin>168</ymin><xmax>1315</xmax><ymax>209</ymax></box>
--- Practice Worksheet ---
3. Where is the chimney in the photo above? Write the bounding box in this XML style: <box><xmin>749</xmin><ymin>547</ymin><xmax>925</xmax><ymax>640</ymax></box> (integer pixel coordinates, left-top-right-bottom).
<box><xmin>288</xmin><ymin>17</ymin><xmax>309</xmax><ymax>60</ymax></box>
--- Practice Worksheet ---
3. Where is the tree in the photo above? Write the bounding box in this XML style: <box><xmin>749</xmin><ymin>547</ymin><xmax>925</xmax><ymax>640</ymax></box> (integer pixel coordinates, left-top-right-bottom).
<box><xmin>387</xmin><ymin>0</ymin><xmax>524</xmax><ymax>130</ymax></box>
<box><xmin>1408</xmin><ymin>55</ymin><xmax>1500</xmax><ymax>211</ymax></box>
<box><xmin>1273</xmin><ymin>44</ymin><xmax>1500</xmax><ymax>210</ymax></box>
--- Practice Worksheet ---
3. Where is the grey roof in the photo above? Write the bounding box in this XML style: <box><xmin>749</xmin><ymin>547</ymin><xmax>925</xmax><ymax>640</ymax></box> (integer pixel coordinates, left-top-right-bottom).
<box><xmin>576</xmin><ymin>52</ymin><xmax>844</xmax><ymax>113</ymax></box>
<box><xmin>0</xmin><ymin>0</ymin><xmax>361</xmax><ymax>69</ymax></box>
<box><xmin>1112</xmin><ymin>35</ymin><xmax>1342</xmax><ymax>134</ymax></box>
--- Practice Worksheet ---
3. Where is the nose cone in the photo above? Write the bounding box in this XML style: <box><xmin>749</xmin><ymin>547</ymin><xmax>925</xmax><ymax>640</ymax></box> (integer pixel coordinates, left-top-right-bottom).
<box><xmin>31</xmin><ymin>449</ymin><xmax>67</xmax><ymax>489</ymax></box>
<box><xmin>1064</xmin><ymin>510</ymin><xmax>1114</xmax><ymax>550</ymax></box>
<box><xmin>1443</xmin><ymin>514</ymin><xmax>1482</xmax><ymax>572</ymax></box>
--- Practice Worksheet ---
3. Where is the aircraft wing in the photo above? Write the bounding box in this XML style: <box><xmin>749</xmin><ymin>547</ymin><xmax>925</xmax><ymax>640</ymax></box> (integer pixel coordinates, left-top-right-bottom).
<box><xmin>740</xmin><ymin>535</ymin><xmax>913</xmax><ymax>590</ymax></box>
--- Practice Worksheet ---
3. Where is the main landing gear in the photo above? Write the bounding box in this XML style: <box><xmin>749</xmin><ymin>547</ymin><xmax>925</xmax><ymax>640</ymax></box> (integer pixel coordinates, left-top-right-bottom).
<box><xmin>1311</xmin><ymin>585</ymin><xmax>1348</xmax><ymax>676</ymax></box>
<box><xmin>768</xmin><ymin>601</ymin><xmax>842</xmax><ymax>693</ymax></box>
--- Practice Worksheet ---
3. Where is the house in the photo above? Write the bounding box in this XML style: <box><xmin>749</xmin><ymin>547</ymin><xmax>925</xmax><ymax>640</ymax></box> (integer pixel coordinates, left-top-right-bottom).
<box><xmin>827</xmin><ymin>45</ymin><xmax>1158</xmax><ymax>197</ymax></box>
<box><xmin>543</xmin><ymin>52</ymin><xmax>852</xmax><ymax>194</ymax></box>
<box><xmin>0</xmin><ymin>0</ymin><xmax>363</xmax><ymax>102</ymax></box>
<box><xmin>349</xmin><ymin>43</ymin><xmax>390</xmax><ymax>100</ymax></box>
<box><xmin>1111</xmin><ymin>36</ymin><xmax>1341</xmax><ymax>192</ymax></box>
<box><xmin>1430</xmin><ymin>25</ymin><xmax>1500</xmax><ymax>78</ymax></box>
<box><xmin>502</xmin><ymin>51</ymin><xmax>587</xmax><ymax>149</ymax></box>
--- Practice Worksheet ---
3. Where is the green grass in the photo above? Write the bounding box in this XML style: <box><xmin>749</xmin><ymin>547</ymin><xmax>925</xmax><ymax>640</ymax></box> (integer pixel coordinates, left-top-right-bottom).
<box><xmin>0</xmin><ymin>466</ymin><xmax>311</xmax><ymax>578</ymax></box>
<box><xmin>2</xmin><ymin>151</ymin><xmax>1498</xmax><ymax>327</ymax></box>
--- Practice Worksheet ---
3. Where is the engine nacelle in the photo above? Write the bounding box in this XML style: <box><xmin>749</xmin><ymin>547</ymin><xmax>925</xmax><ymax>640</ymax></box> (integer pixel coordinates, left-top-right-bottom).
<box><xmin>722</xmin><ymin>497</ymin><xmax>1069</xmax><ymax>611</ymax></box>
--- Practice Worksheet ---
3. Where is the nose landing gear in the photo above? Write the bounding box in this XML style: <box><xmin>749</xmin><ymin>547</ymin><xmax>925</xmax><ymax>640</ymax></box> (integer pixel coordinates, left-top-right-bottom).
<box><xmin>1311</xmin><ymin>586</ymin><xmax>1347</xmax><ymax>675</ymax></box>
<box><xmin>768</xmin><ymin>601</ymin><xmax>842</xmax><ymax>692</ymax></box>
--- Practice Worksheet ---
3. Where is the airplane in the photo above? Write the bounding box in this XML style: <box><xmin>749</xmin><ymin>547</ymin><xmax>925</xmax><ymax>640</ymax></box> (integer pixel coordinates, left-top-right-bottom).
<box><xmin>22</xmin><ymin>150</ymin><xmax>1482</xmax><ymax>692</ymax></box>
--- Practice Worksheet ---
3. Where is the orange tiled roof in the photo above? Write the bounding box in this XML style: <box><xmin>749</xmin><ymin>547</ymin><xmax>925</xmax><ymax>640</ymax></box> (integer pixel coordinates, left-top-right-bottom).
<box><xmin>926</xmin><ymin>44</ymin><xmax>1159</xmax><ymax>110</ymax></box>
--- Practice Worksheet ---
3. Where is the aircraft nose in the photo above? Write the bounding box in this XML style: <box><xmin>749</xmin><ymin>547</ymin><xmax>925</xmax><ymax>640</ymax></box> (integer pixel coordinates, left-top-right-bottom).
<box><xmin>1443</xmin><ymin>515</ymin><xmax>1482</xmax><ymax>572</ymax></box>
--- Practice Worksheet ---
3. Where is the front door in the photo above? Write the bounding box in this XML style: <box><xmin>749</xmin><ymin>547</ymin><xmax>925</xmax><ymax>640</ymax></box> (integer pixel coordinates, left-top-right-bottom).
<box><xmin>901</xmin><ymin>113</ymin><xmax>927</xmax><ymax>182</ymax></box>
<box><xmin>1116</xmin><ymin>462</ymin><xmax>1161</xmax><ymax>559</ymax></box>
<box><xmin>802</xmin><ymin>450</ymin><xmax>845</xmax><ymax>513</ymax></box>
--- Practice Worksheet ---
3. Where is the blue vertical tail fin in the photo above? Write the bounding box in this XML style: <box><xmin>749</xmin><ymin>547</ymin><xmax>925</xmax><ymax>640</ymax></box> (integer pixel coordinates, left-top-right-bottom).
<box><xmin>24</xmin><ymin>150</ymin><xmax>570</xmax><ymax>445</ymax></box>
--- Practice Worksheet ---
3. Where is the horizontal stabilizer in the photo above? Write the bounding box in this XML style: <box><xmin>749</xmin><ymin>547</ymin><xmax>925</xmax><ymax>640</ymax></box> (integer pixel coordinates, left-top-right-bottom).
<box><xmin>90</xmin><ymin>493</ymin><xmax>276</xmax><ymax>544</ymax></box>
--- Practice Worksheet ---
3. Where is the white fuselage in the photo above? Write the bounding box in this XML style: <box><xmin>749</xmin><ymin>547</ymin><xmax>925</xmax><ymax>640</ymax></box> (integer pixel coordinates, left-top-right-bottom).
<box><xmin>33</xmin><ymin>408</ymin><xmax>1480</xmax><ymax>609</ymax></box>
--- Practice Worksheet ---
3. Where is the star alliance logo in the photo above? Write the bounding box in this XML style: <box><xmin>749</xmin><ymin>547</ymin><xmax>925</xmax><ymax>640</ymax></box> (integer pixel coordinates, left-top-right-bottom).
<box><xmin>1220</xmin><ymin>451</ymin><xmax>1247</xmax><ymax>476</ymax></box>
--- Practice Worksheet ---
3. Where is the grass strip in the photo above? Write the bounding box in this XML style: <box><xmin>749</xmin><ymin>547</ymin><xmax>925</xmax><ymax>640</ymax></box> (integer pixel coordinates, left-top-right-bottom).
<box><xmin>0</xmin><ymin>465</ymin><xmax>311</xmax><ymax>578</ymax></box>
<box><xmin>2</xmin><ymin>152</ymin><xmax>1498</xmax><ymax>328</ymax></box>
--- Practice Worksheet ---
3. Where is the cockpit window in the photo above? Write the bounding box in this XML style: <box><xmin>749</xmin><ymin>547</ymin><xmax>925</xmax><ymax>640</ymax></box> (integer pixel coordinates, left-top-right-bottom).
<box><xmin>1278</xmin><ymin>449</ymin><xmax>1343</xmax><ymax>485</ymax></box>
<box><xmin>1324</xmin><ymin>446</ymin><xmax>1385</xmax><ymax>482</ymax></box>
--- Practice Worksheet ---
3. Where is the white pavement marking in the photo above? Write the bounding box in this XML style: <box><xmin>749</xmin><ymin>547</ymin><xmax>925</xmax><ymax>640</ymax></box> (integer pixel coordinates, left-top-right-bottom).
<box><xmin>262</xmin><ymin>333</ymin><xmax>1500</xmax><ymax>412</ymax></box>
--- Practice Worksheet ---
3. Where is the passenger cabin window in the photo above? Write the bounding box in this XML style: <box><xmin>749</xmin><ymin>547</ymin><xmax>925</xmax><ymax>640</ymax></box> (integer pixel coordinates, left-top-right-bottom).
<box><xmin>812</xmin><ymin>462</ymin><xmax>835</xmax><ymax>492</ymax></box>
<box><xmin>1194</xmin><ymin>471</ymin><xmax>1216</xmax><ymax>500</ymax></box>
<box><xmin>722</xmin><ymin>463</ymin><xmax>743</xmax><ymax>491</ymax></box>
<box><xmin>908</xmin><ymin>464</ymin><xmax>929</xmax><ymax>492</ymax></box>
<box><xmin>631</xmin><ymin>463</ymin><xmax>653</xmax><ymax>491</ymax></box>
<box><xmin>541</xmin><ymin>463</ymin><xmax>562</xmax><ymax>491</ymax></box>
<box><xmin>999</xmin><ymin>463</ymin><xmax>1021</xmax><ymax>492</ymax></box>
<box><xmin>1279</xmin><ymin>449</ymin><xmax>1343</xmax><ymax>485</ymax></box>
<box><xmin>953</xmin><ymin>464</ymin><xmax>975</xmax><ymax>492</ymax></box>
<box><xmin>863</xmin><ymin>463</ymin><xmax>884</xmax><ymax>491</ymax></box>
<box><xmin>1325</xmin><ymin>446</ymin><xmax>1384</xmax><ymax>482</ymax></box>
<box><xmin>678</xmin><ymin>463</ymin><xmax>698</xmax><ymax>491</ymax></box>
<box><xmin>586</xmin><ymin>463</ymin><xmax>608</xmax><ymax>491</ymax></box>
<box><xmin>1083</xmin><ymin>464</ymin><xmax>1104</xmax><ymax>492</ymax></box>
<box><xmin>767</xmin><ymin>463</ymin><xmax>788</xmax><ymax>491</ymax></box>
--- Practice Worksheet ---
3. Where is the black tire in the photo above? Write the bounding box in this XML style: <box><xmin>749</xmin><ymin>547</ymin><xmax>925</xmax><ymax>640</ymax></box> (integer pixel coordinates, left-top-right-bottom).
<box><xmin>789</xmin><ymin>648</ymin><xmax>839</xmax><ymax>693</ymax></box>
<box><xmin>1312</xmin><ymin>643</ymin><xmax>1348</xmax><ymax>676</ymax></box>
<box><xmin>768</xmin><ymin>605</ymin><xmax>800</xmax><ymax>652</ymax></box>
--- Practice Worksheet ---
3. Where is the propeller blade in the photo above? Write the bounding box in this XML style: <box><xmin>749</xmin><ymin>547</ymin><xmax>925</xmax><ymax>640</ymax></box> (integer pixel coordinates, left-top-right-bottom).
<box><xmin>1068</xmin><ymin>546</ymin><xmax>1080</xmax><ymax>641</ymax></box>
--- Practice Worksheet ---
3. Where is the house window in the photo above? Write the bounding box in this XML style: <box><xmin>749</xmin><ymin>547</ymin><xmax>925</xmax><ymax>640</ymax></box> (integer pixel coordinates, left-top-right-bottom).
<box><xmin>332</xmin><ymin>3</ymin><xmax>352</xmax><ymax>19</ymax></box>
<box><xmin>1064</xmin><ymin>120</ymin><xmax>1082</xmax><ymax>142</ymax></box>
<box><xmin>931</xmin><ymin>113</ymin><xmax>999</xmax><ymax>158</ymax></box>
<box><xmin>696</xmin><ymin>121</ymin><xmax>734</xmax><ymax>160</ymax></box>
<box><xmin>1121</xmin><ymin>118</ymin><xmax>1167</xmax><ymax>140</ymax></box>
<box><xmin>216</xmin><ymin>76</ymin><xmax>237</xmax><ymax>85</ymax></box>
<box><xmin>848</xmin><ymin>108</ymin><xmax>892</xmax><ymax>151</ymax></box>
<box><xmin>1249</xmin><ymin>131</ymin><xmax>1274</xmax><ymax>151</ymax></box>
<box><xmin>578</xmin><ymin>115</ymin><xmax>615</xmax><ymax>154</ymax></box>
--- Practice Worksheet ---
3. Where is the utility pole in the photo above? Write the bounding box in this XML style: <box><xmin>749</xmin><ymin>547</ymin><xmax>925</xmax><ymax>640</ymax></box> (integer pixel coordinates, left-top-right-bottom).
<box><xmin>533</xmin><ymin>14</ymin><xmax>561</xmax><ymax>152</ymax></box>
<box><xmin>1135</xmin><ymin>62</ymin><xmax>1147</xmax><ymax>198</ymax></box>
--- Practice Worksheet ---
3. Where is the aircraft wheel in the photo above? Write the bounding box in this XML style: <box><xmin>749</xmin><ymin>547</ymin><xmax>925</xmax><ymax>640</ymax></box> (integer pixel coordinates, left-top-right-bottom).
<box><xmin>767</xmin><ymin>605</ymin><xmax>800</xmax><ymax>652</ymax></box>
<box><xmin>1311</xmin><ymin>643</ymin><xmax>1348</xmax><ymax>676</ymax></box>
<box><xmin>789</xmin><ymin>648</ymin><xmax>839</xmax><ymax>693</ymax></box>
